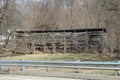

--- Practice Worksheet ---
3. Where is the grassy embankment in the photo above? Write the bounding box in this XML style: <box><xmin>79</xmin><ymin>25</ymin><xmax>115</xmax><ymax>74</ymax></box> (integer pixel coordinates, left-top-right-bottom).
<box><xmin>2</xmin><ymin>53</ymin><xmax>117</xmax><ymax>61</ymax></box>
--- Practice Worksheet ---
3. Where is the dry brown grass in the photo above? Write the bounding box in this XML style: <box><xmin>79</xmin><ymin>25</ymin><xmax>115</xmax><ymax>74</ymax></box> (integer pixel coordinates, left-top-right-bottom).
<box><xmin>2</xmin><ymin>53</ymin><xmax>118</xmax><ymax>61</ymax></box>
<box><xmin>33</xmin><ymin>51</ymin><xmax>45</xmax><ymax>54</ymax></box>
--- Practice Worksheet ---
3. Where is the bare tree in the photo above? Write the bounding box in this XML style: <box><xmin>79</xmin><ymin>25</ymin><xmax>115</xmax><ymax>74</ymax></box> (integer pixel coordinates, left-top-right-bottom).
<box><xmin>0</xmin><ymin>0</ymin><xmax>119</xmax><ymax>55</ymax></box>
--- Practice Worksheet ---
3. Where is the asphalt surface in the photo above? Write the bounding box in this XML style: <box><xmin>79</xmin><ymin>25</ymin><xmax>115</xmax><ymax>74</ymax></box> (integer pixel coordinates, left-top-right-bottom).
<box><xmin>0</xmin><ymin>75</ymin><xmax>82</xmax><ymax>80</ymax></box>
<box><xmin>9</xmin><ymin>71</ymin><xmax>120</xmax><ymax>80</ymax></box>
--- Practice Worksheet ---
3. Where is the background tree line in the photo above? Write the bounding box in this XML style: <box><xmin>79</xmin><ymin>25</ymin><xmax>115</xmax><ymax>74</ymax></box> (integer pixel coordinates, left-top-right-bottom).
<box><xmin>0</xmin><ymin>0</ymin><xmax>120</xmax><ymax>56</ymax></box>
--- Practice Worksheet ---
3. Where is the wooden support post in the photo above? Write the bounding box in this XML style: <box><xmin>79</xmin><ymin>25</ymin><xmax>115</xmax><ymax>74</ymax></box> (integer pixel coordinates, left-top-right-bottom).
<box><xmin>33</xmin><ymin>44</ymin><xmax>35</xmax><ymax>53</ymax></box>
<box><xmin>13</xmin><ymin>32</ymin><xmax>16</xmax><ymax>54</ymax></box>
<box><xmin>52</xmin><ymin>43</ymin><xmax>56</xmax><ymax>53</ymax></box>
<box><xmin>43</xmin><ymin>33</ymin><xmax>46</xmax><ymax>52</ymax></box>
<box><xmin>52</xmin><ymin>34</ymin><xmax>56</xmax><ymax>53</ymax></box>
<box><xmin>44</xmin><ymin>43</ymin><xmax>46</xmax><ymax>52</ymax></box>
<box><xmin>85</xmin><ymin>31</ymin><xmax>88</xmax><ymax>53</ymax></box>
<box><xmin>99</xmin><ymin>32</ymin><xmax>106</xmax><ymax>53</ymax></box>
<box><xmin>64</xmin><ymin>32</ymin><xmax>67</xmax><ymax>53</ymax></box>
<box><xmin>102</xmin><ymin>33</ymin><xmax>105</xmax><ymax>53</ymax></box>
<box><xmin>33</xmin><ymin>36</ymin><xmax>35</xmax><ymax>53</ymax></box>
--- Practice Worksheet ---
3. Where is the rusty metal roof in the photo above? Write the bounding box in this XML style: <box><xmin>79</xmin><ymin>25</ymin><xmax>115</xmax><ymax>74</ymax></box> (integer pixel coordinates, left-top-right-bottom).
<box><xmin>16</xmin><ymin>28</ymin><xmax>107</xmax><ymax>33</ymax></box>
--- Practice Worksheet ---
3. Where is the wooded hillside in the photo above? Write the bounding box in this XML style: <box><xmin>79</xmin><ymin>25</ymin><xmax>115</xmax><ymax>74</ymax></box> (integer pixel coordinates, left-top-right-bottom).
<box><xmin>0</xmin><ymin>0</ymin><xmax>120</xmax><ymax>55</ymax></box>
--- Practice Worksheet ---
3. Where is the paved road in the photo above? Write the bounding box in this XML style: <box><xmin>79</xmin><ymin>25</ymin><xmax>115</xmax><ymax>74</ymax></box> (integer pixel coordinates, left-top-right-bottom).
<box><xmin>9</xmin><ymin>71</ymin><xmax>120</xmax><ymax>80</ymax></box>
<box><xmin>0</xmin><ymin>75</ymin><xmax>82</xmax><ymax>80</ymax></box>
